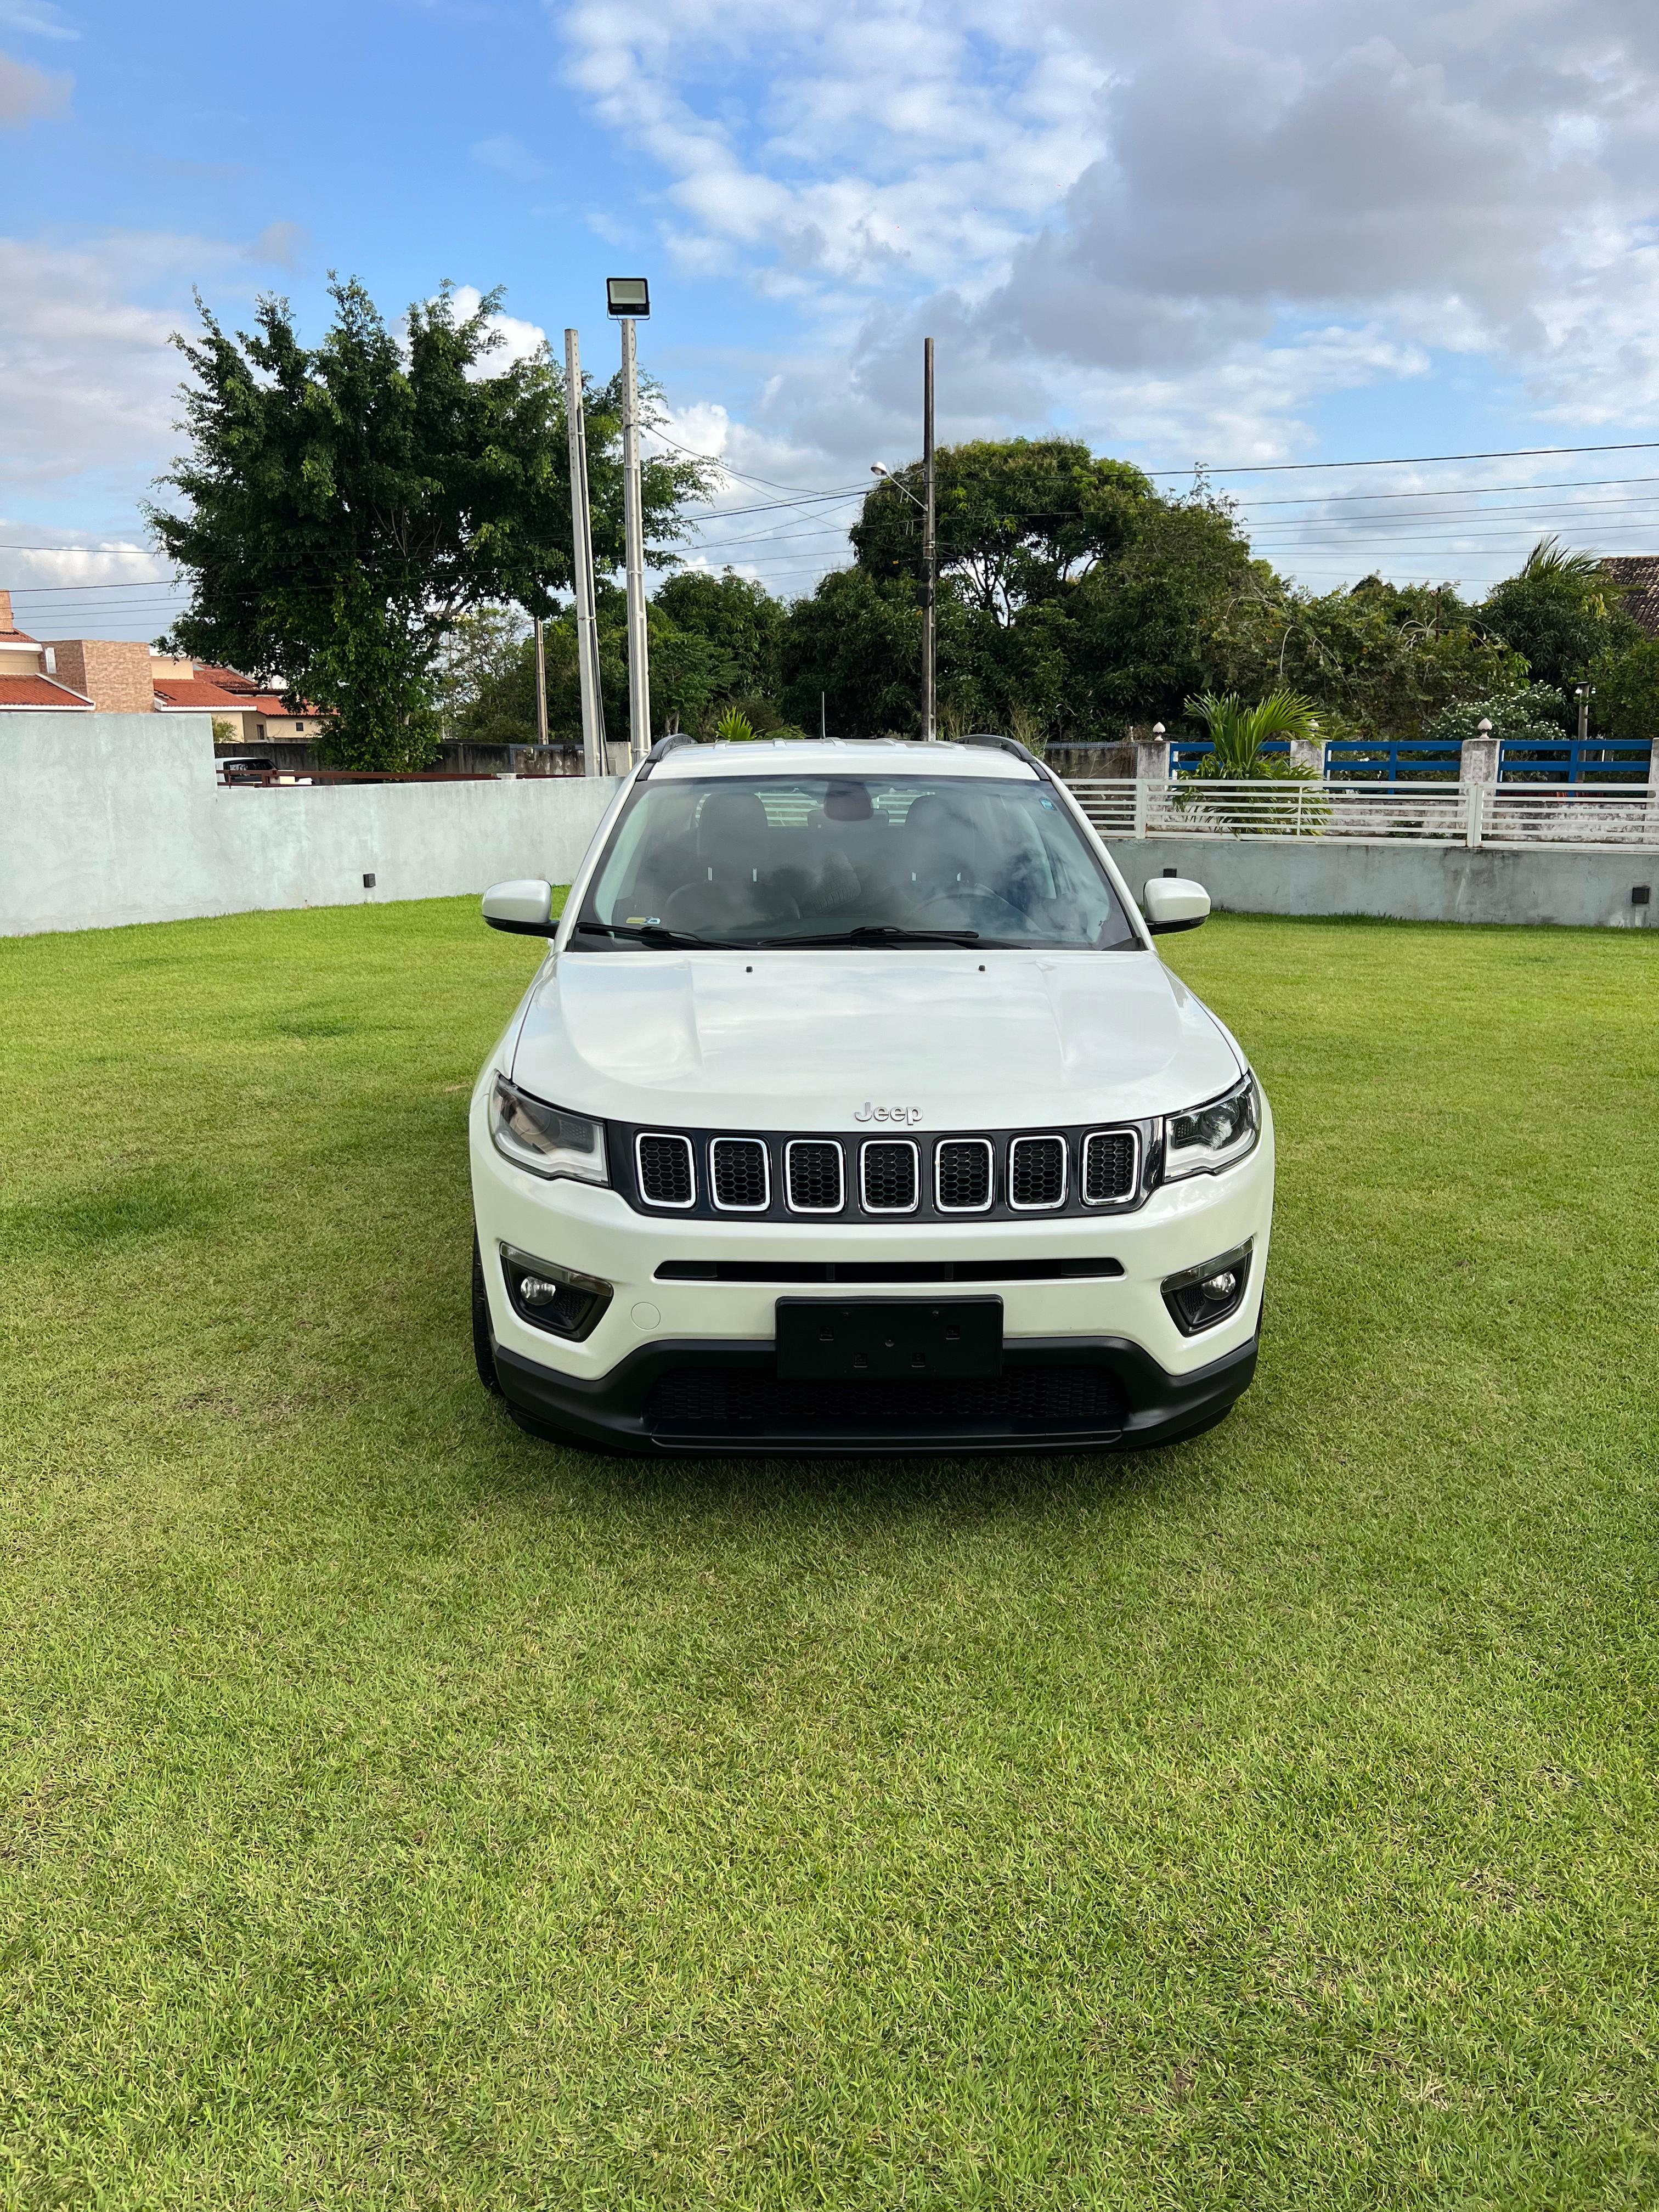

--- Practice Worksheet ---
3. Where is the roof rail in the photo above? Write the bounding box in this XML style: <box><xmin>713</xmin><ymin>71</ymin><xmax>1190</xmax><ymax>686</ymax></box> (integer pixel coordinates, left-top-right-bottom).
<box><xmin>636</xmin><ymin>731</ymin><xmax>698</xmax><ymax>780</ymax></box>
<box><xmin>958</xmin><ymin>730</ymin><xmax>1053</xmax><ymax>781</ymax></box>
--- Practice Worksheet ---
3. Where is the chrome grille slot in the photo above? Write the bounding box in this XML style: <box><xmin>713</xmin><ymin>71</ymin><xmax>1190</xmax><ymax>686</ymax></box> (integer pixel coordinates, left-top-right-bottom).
<box><xmin>1009</xmin><ymin>1133</ymin><xmax>1066</xmax><ymax>1210</ymax></box>
<box><xmin>860</xmin><ymin>1138</ymin><xmax>918</xmax><ymax>1214</ymax></box>
<box><xmin>710</xmin><ymin>1136</ymin><xmax>769</xmax><ymax>1211</ymax></box>
<box><xmin>786</xmin><ymin>1139</ymin><xmax>843</xmax><ymax>1213</ymax></box>
<box><xmin>636</xmin><ymin>1131</ymin><xmax>696</xmax><ymax>1207</ymax></box>
<box><xmin>1082</xmin><ymin>1128</ymin><xmax>1138</xmax><ymax>1204</ymax></box>
<box><xmin>935</xmin><ymin>1137</ymin><xmax>993</xmax><ymax>1212</ymax></box>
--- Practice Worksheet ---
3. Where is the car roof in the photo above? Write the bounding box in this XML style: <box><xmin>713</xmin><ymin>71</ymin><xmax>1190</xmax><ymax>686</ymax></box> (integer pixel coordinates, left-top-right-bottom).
<box><xmin>649</xmin><ymin>737</ymin><xmax>1039</xmax><ymax>783</ymax></box>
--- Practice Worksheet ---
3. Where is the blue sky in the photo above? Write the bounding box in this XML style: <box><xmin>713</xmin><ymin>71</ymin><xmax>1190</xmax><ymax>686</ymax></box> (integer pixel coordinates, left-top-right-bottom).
<box><xmin>4</xmin><ymin>0</ymin><xmax>1659</xmax><ymax>639</ymax></box>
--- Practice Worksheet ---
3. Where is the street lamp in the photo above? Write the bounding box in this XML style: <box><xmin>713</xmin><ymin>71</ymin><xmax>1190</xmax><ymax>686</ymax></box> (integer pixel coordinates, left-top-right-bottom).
<box><xmin>607</xmin><ymin>278</ymin><xmax>652</xmax><ymax>764</ymax></box>
<box><xmin>1573</xmin><ymin>681</ymin><xmax>1594</xmax><ymax>748</ymax></box>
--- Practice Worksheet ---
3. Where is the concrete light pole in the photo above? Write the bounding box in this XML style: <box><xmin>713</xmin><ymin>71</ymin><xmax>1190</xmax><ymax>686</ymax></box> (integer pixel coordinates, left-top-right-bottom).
<box><xmin>922</xmin><ymin>335</ymin><xmax>936</xmax><ymax>743</ymax></box>
<box><xmin>563</xmin><ymin>327</ymin><xmax>604</xmax><ymax>778</ymax></box>
<box><xmin>533</xmin><ymin>617</ymin><xmax>548</xmax><ymax>753</ymax></box>
<box><xmin>608</xmin><ymin>278</ymin><xmax>652</xmax><ymax>766</ymax></box>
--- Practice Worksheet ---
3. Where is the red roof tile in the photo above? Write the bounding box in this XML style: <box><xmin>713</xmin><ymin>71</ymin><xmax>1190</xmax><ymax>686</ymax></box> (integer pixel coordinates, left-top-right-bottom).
<box><xmin>153</xmin><ymin>678</ymin><xmax>255</xmax><ymax>711</ymax></box>
<box><xmin>0</xmin><ymin>674</ymin><xmax>94</xmax><ymax>709</ymax></box>
<box><xmin>0</xmin><ymin>627</ymin><xmax>40</xmax><ymax>645</ymax></box>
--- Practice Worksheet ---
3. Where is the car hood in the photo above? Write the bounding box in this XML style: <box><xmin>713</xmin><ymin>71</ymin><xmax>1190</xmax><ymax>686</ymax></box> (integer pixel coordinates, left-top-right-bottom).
<box><xmin>509</xmin><ymin>949</ymin><xmax>1242</xmax><ymax>1130</ymax></box>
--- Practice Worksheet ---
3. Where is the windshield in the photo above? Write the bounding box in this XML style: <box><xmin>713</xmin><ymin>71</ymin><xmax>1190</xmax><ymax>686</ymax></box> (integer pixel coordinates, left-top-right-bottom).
<box><xmin>574</xmin><ymin>772</ymin><xmax>1142</xmax><ymax>950</ymax></box>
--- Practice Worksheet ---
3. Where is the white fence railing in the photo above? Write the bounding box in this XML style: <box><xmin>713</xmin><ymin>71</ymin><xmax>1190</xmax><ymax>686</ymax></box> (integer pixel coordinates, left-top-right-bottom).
<box><xmin>1063</xmin><ymin>778</ymin><xmax>1659</xmax><ymax>851</ymax></box>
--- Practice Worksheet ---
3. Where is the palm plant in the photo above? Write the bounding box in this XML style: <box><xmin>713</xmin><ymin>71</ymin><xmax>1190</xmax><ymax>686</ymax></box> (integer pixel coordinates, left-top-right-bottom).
<box><xmin>1174</xmin><ymin>687</ymin><xmax>1325</xmax><ymax>834</ymax></box>
<box><xmin>1183</xmin><ymin>687</ymin><xmax>1320</xmax><ymax>774</ymax></box>
<box><xmin>713</xmin><ymin>706</ymin><xmax>757</xmax><ymax>743</ymax></box>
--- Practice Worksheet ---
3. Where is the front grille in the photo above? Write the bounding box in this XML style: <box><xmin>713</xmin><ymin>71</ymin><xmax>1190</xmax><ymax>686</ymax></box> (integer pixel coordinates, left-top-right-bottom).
<box><xmin>786</xmin><ymin>1139</ymin><xmax>843</xmax><ymax>1213</ymax></box>
<box><xmin>1083</xmin><ymin>1128</ymin><xmax>1138</xmax><ymax>1204</ymax></box>
<box><xmin>1009</xmin><ymin>1133</ymin><xmax>1066</xmax><ymax>1209</ymax></box>
<box><xmin>648</xmin><ymin>1364</ymin><xmax>1127</xmax><ymax>1436</ymax></box>
<box><xmin>935</xmin><ymin>1137</ymin><xmax>993</xmax><ymax>1211</ymax></box>
<box><xmin>710</xmin><ymin>1136</ymin><xmax>769</xmax><ymax>1211</ymax></box>
<box><xmin>861</xmin><ymin>1139</ymin><xmax>918</xmax><ymax>1212</ymax></box>
<box><xmin>636</xmin><ymin>1132</ymin><xmax>695</xmax><ymax>1207</ymax></box>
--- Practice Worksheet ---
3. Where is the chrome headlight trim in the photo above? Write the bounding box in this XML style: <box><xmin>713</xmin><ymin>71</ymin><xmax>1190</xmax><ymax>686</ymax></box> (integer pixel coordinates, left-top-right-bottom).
<box><xmin>488</xmin><ymin>1073</ymin><xmax>610</xmax><ymax>1186</ymax></box>
<box><xmin>1161</xmin><ymin>1073</ymin><xmax>1261</xmax><ymax>1182</ymax></box>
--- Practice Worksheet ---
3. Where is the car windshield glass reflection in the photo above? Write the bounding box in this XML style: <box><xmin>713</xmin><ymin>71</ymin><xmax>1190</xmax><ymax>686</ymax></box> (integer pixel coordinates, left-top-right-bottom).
<box><xmin>577</xmin><ymin>774</ymin><xmax>1142</xmax><ymax>951</ymax></box>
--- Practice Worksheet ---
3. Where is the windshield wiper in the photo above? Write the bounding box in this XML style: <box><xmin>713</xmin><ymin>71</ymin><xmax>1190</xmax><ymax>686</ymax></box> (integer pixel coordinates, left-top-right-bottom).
<box><xmin>574</xmin><ymin>920</ymin><xmax>740</xmax><ymax>950</ymax></box>
<box><xmin>755</xmin><ymin>924</ymin><xmax>981</xmax><ymax>949</ymax></box>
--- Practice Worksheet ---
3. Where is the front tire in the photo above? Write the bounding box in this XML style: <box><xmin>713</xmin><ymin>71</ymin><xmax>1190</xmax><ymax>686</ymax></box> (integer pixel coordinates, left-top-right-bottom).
<box><xmin>472</xmin><ymin>1233</ymin><xmax>502</xmax><ymax>1393</ymax></box>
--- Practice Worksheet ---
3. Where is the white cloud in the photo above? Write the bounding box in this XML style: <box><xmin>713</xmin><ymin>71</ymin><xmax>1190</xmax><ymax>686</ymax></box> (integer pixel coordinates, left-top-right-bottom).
<box><xmin>444</xmin><ymin>283</ymin><xmax>549</xmax><ymax>368</ymax></box>
<box><xmin>471</xmin><ymin>133</ymin><xmax>545</xmax><ymax>183</ymax></box>
<box><xmin>244</xmin><ymin>220</ymin><xmax>307</xmax><ymax>269</ymax></box>
<box><xmin>0</xmin><ymin>46</ymin><xmax>68</xmax><ymax>120</ymax></box>
<box><xmin>0</xmin><ymin>1</ymin><xmax>77</xmax><ymax>40</ymax></box>
<box><xmin>550</xmin><ymin>0</ymin><xmax>1659</xmax><ymax>550</ymax></box>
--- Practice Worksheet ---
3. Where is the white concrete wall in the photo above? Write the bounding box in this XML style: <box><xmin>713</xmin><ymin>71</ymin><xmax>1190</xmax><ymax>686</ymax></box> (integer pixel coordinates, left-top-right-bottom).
<box><xmin>1107</xmin><ymin>834</ymin><xmax>1657</xmax><ymax>930</ymax></box>
<box><xmin>1</xmin><ymin>712</ymin><xmax>622</xmax><ymax>936</ymax></box>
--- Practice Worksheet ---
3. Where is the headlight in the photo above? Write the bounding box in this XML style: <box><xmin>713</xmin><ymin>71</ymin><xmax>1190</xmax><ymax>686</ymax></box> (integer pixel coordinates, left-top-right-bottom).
<box><xmin>1163</xmin><ymin>1074</ymin><xmax>1260</xmax><ymax>1181</ymax></box>
<box><xmin>488</xmin><ymin>1073</ymin><xmax>610</xmax><ymax>1185</ymax></box>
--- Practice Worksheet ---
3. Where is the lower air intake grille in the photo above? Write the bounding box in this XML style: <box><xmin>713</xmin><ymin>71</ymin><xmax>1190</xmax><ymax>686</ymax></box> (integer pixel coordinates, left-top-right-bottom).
<box><xmin>1009</xmin><ymin>1133</ymin><xmax>1066</xmax><ymax>1209</ymax></box>
<box><xmin>710</xmin><ymin>1136</ymin><xmax>769</xmax><ymax>1210</ymax></box>
<box><xmin>1083</xmin><ymin>1129</ymin><xmax>1138</xmax><ymax>1204</ymax></box>
<box><xmin>647</xmin><ymin>1364</ymin><xmax>1127</xmax><ymax>1436</ymax></box>
<box><xmin>787</xmin><ymin>1140</ymin><xmax>843</xmax><ymax>1212</ymax></box>
<box><xmin>637</xmin><ymin>1132</ymin><xmax>695</xmax><ymax>1207</ymax></box>
<box><xmin>935</xmin><ymin>1137</ymin><xmax>992</xmax><ymax>1211</ymax></box>
<box><xmin>861</xmin><ymin>1140</ymin><xmax>918</xmax><ymax>1212</ymax></box>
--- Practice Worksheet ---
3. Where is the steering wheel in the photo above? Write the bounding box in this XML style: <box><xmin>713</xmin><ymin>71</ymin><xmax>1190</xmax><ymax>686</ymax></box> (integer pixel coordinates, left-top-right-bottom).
<box><xmin>910</xmin><ymin>887</ymin><xmax>1025</xmax><ymax>928</ymax></box>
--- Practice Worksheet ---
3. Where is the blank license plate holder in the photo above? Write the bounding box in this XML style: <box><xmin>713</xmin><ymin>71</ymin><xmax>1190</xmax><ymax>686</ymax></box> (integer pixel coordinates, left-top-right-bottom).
<box><xmin>775</xmin><ymin>1296</ymin><xmax>1003</xmax><ymax>1381</ymax></box>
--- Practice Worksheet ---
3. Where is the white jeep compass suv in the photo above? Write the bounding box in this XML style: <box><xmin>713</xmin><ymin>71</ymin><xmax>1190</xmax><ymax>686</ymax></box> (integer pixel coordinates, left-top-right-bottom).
<box><xmin>469</xmin><ymin>733</ymin><xmax>1272</xmax><ymax>1454</ymax></box>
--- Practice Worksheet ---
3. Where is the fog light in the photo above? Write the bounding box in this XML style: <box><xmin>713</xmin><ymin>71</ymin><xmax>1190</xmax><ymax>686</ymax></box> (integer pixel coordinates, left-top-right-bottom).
<box><xmin>1162</xmin><ymin>1243</ymin><xmax>1253</xmax><ymax>1336</ymax></box>
<box><xmin>499</xmin><ymin>1244</ymin><xmax>613</xmax><ymax>1341</ymax></box>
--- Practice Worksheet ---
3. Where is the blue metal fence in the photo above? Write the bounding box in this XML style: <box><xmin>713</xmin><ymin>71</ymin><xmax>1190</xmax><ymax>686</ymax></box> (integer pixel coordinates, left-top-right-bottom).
<box><xmin>1324</xmin><ymin>741</ymin><xmax>1462</xmax><ymax>782</ymax></box>
<box><xmin>1166</xmin><ymin>735</ymin><xmax>1654</xmax><ymax>783</ymax></box>
<box><xmin>1498</xmin><ymin>738</ymin><xmax>1651</xmax><ymax>784</ymax></box>
<box><xmin>1169</xmin><ymin>740</ymin><xmax>1289</xmax><ymax>774</ymax></box>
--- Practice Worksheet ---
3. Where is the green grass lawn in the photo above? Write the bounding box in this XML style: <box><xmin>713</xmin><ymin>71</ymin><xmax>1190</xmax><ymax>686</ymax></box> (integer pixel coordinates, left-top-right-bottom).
<box><xmin>1</xmin><ymin>898</ymin><xmax>1656</xmax><ymax>2209</ymax></box>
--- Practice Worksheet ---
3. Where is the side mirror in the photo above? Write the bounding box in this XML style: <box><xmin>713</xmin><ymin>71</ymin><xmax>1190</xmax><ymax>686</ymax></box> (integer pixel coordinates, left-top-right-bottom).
<box><xmin>482</xmin><ymin>879</ymin><xmax>557</xmax><ymax>936</ymax></box>
<box><xmin>1143</xmin><ymin>877</ymin><xmax>1210</xmax><ymax>936</ymax></box>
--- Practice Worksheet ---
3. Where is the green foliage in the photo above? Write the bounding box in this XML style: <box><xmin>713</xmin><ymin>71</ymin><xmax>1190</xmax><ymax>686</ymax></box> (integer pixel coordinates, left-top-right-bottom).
<box><xmin>1421</xmin><ymin>684</ymin><xmax>1568</xmax><ymax>750</ymax></box>
<box><xmin>1183</xmin><ymin>688</ymin><xmax>1321</xmax><ymax>775</ymax></box>
<box><xmin>1203</xmin><ymin>573</ymin><xmax>1524</xmax><ymax>741</ymax></box>
<box><xmin>150</xmin><ymin>279</ymin><xmax>710</xmax><ymax>771</ymax></box>
<box><xmin>778</xmin><ymin>566</ymin><xmax>924</xmax><ymax>736</ymax></box>
<box><xmin>1588</xmin><ymin>636</ymin><xmax>1659</xmax><ymax>742</ymax></box>
<box><xmin>438</xmin><ymin>605</ymin><xmax>534</xmax><ymax>748</ymax></box>
<box><xmin>712</xmin><ymin>706</ymin><xmax>757</xmax><ymax>742</ymax></box>
<box><xmin>851</xmin><ymin>438</ymin><xmax>1151</xmax><ymax>622</ymax></box>
<box><xmin>1478</xmin><ymin>538</ymin><xmax>1637</xmax><ymax>698</ymax></box>
<box><xmin>652</xmin><ymin>568</ymin><xmax>783</xmax><ymax>700</ymax></box>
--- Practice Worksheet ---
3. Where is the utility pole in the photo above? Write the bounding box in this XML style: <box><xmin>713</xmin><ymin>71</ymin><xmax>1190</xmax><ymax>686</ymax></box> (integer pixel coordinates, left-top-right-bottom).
<box><xmin>563</xmin><ymin>328</ymin><xmax>605</xmax><ymax>777</ymax></box>
<box><xmin>922</xmin><ymin>335</ymin><xmax>936</xmax><ymax>742</ymax></box>
<box><xmin>533</xmin><ymin>616</ymin><xmax>548</xmax><ymax>755</ymax></box>
<box><xmin>1575</xmin><ymin>682</ymin><xmax>1593</xmax><ymax>747</ymax></box>
<box><xmin>608</xmin><ymin>279</ymin><xmax>653</xmax><ymax>765</ymax></box>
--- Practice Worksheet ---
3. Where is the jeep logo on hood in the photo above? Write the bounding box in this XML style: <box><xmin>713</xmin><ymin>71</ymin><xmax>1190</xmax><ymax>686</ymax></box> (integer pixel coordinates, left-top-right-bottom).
<box><xmin>854</xmin><ymin>1102</ymin><xmax>922</xmax><ymax>1125</ymax></box>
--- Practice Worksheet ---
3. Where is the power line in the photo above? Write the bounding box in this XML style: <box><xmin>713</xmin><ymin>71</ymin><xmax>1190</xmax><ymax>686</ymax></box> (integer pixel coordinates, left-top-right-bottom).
<box><xmin>1148</xmin><ymin>438</ymin><xmax>1659</xmax><ymax>478</ymax></box>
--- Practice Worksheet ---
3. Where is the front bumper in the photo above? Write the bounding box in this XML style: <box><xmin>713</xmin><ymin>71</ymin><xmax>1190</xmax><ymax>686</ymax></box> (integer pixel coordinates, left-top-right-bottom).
<box><xmin>470</xmin><ymin>1084</ymin><xmax>1274</xmax><ymax>1455</ymax></box>
<box><xmin>494</xmin><ymin>1328</ymin><xmax>1257</xmax><ymax>1455</ymax></box>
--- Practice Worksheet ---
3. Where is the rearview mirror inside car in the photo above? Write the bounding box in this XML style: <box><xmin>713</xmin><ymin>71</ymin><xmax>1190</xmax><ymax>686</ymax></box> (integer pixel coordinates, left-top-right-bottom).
<box><xmin>1143</xmin><ymin>877</ymin><xmax>1210</xmax><ymax>935</ymax></box>
<box><xmin>482</xmin><ymin>879</ymin><xmax>556</xmax><ymax>936</ymax></box>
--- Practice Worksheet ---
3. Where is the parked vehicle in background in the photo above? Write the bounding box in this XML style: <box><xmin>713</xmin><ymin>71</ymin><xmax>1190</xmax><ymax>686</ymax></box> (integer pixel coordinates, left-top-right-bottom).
<box><xmin>216</xmin><ymin>756</ymin><xmax>276</xmax><ymax>785</ymax></box>
<box><xmin>467</xmin><ymin>734</ymin><xmax>1273</xmax><ymax>1455</ymax></box>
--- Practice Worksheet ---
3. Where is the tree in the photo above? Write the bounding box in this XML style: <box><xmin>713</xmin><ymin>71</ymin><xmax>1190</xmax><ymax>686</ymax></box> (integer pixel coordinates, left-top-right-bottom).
<box><xmin>1202</xmin><ymin>572</ymin><xmax>1523</xmax><ymax>740</ymax></box>
<box><xmin>1592</xmin><ymin>636</ymin><xmax>1659</xmax><ymax>742</ymax></box>
<box><xmin>652</xmin><ymin>569</ymin><xmax>784</xmax><ymax>699</ymax></box>
<box><xmin>777</xmin><ymin>568</ymin><xmax>924</xmax><ymax>735</ymax></box>
<box><xmin>151</xmin><ymin>279</ymin><xmax>710</xmax><ymax>769</ymax></box>
<box><xmin>1479</xmin><ymin>537</ymin><xmax>1639</xmax><ymax>704</ymax></box>
<box><xmin>851</xmin><ymin>437</ymin><xmax>1149</xmax><ymax>622</ymax></box>
<box><xmin>1421</xmin><ymin>684</ymin><xmax>1567</xmax><ymax>751</ymax></box>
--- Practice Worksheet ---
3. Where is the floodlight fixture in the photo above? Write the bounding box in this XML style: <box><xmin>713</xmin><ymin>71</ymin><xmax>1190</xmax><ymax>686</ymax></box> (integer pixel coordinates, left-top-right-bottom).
<box><xmin>606</xmin><ymin>277</ymin><xmax>650</xmax><ymax>318</ymax></box>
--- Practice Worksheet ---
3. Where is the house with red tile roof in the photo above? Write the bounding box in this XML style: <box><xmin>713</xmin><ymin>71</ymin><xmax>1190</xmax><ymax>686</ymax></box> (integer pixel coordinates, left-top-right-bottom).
<box><xmin>0</xmin><ymin>591</ymin><xmax>95</xmax><ymax>711</ymax></box>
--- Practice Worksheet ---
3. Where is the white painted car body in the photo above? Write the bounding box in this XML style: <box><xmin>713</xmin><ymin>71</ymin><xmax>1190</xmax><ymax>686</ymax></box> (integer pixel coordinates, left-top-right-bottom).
<box><xmin>468</xmin><ymin>736</ymin><xmax>1273</xmax><ymax>1454</ymax></box>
